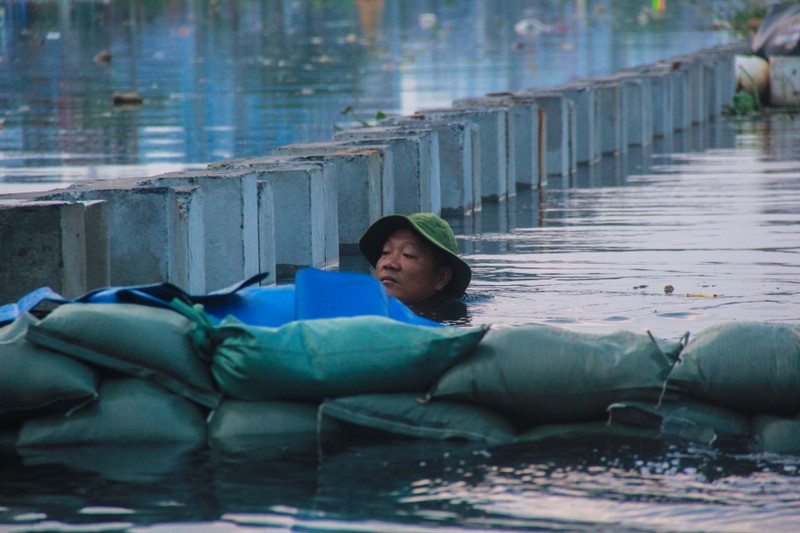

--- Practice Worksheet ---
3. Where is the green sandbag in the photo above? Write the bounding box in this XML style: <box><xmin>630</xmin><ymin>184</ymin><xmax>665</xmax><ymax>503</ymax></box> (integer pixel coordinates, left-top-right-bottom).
<box><xmin>26</xmin><ymin>302</ymin><xmax>221</xmax><ymax>409</ymax></box>
<box><xmin>1</xmin><ymin>313</ymin><xmax>98</xmax><ymax>424</ymax></box>
<box><xmin>208</xmin><ymin>400</ymin><xmax>339</xmax><ymax>454</ymax></box>
<box><xmin>16</xmin><ymin>377</ymin><xmax>207</xmax><ymax>447</ymax></box>
<box><xmin>211</xmin><ymin>316</ymin><xmax>488</xmax><ymax>402</ymax></box>
<box><xmin>431</xmin><ymin>324</ymin><xmax>683</xmax><ymax>425</ymax></box>
<box><xmin>667</xmin><ymin>322</ymin><xmax>800</xmax><ymax>414</ymax></box>
<box><xmin>751</xmin><ymin>415</ymin><xmax>800</xmax><ymax>454</ymax></box>
<box><xmin>320</xmin><ymin>393</ymin><xmax>517</xmax><ymax>445</ymax></box>
<box><xmin>607</xmin><ymin>399</ymin><xmax>751</xmax><ymax>444</ymax></box>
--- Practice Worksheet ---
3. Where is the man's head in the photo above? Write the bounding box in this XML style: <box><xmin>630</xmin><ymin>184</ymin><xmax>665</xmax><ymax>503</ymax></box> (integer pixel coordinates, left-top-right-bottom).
<box><xmin>359</xmin><ymin>213</ymin><xmax>471</xmax><ymax>305</ymax></box>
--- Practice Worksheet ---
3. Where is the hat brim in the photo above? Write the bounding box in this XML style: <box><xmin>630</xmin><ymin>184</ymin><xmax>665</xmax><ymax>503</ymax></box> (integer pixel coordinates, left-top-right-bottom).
<box><xmin>359</xmin><ymin>215</ymin><xmax>472</xmax><ymax>298</ymax></box>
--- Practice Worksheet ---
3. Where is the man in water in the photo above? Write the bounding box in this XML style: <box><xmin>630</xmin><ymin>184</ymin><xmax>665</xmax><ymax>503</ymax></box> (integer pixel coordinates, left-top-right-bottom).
<box><xmin>359</xmin><ymin>213</ymin><xmax>471</xmax><ymax>307</ymax></box>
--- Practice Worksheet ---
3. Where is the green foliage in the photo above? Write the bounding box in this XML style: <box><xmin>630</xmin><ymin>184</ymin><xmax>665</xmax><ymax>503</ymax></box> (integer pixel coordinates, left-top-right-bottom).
<box><xmin>724</xmin><ymin>91</ymin><xmax>758</xmax><ymax>116</ymax></box>
<box><xmin>340</xmin><ymin>105</ymin><xmax>387</xmax><ymax>128</ymax></box>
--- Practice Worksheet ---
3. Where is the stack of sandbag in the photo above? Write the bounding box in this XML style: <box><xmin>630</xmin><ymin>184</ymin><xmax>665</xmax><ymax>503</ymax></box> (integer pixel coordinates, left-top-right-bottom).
<box><xmin>320</xmin><ymin>321</ymin><xmax>800</xmax><ymax>454</ymax></box>
<box><xmin>1</xmin><ymin>302</ymin><xmax>217</xmax><ymax>450</ymax></box>
<box><xmin>3</xmin><ymin>278</ymin><xmax>799</xmax><ymax>457</ymax></box>
<box><xmin>320</xmin><ymin>323</ymin><xmax>685</xmax><ymax>446</ymax></box>
<box><xmin>663</xmin><ymin>322</ymin><xmax>800</xmax><ymax>453</ymax></box>
<box><xmin>0</xmin><ymin>267</ymin><xmax>490</xmax><ymax>456</ymax></box>
<box><xmin>208</xmin><ymin>315</ymin><xmax>489</xmax><ymax>452</ymax></box>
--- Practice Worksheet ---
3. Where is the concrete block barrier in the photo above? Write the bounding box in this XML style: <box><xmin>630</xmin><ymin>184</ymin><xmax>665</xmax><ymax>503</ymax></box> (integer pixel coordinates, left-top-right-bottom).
<box><xmin>415</xmin><ymin>106</ymin><xmax>508</xmax><ymax>202</ymax></box>
<box><xmin>382</xmin><ymin>116</ymin><xmax>480</xmax><ymax>215</ymax></box>
<box><xmin>333</xmin><ymin>127</ymin><xmax>440</xmax><ymax>215</ymax></box>
<box><xmin>142</xmin><ymin>168</ymin><xmax>260</xmax><ymax>292</ymax></box>
<box><xmin>210</xmin><ymin>158</ymin><xmax>337</xmax><ymax>279</ymax></box>
<box><xmin>0</xmin><ymin>200</ymin><xmax>109</xmax><ymax>303</ymax></box>
<box><xmin>0</xmin><ymin>44</ymin><xmax>744</xmax><ymax>297</ymax></box>
<box><xmin>273</xmin><ymin>142</ymin><xmax>394</xmax><ymax>251</ymax></box>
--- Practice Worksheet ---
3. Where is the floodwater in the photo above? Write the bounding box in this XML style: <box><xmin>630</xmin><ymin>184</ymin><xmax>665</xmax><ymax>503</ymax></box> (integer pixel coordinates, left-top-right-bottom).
<box><xmin>2</xmin><ymin>1</ymin><xmax>800</xmax><ymax>532</ymax></box>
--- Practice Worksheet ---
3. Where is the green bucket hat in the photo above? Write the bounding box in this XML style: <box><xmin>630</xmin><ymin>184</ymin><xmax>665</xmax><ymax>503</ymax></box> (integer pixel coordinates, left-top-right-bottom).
<box><xmin>359</xmin><ymin>213</ymin><xmax>472</xmax><ymax>298</ymax></box>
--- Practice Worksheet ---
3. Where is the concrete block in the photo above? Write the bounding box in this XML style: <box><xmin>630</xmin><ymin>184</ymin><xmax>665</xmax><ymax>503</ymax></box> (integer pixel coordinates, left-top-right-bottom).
<box><xmin>415</xmin><ymin>106</ymin><xmax>508</xmax><ymax>202</ymax></box>
<box><xmin>673</xmin><ymin>57</ymin><xmax>706</xmax><ymax>124</ymax></box>
<box><xmin>632</xmin><ymin>65</ymin><xmax>675</xmax><ymax>138</ymax></box>
<box><xmin>703</xmin><ymin>61</ymin><xmax>720</xmax><ymax>120</ymax></box>
<box><xmin>668</xmin><ymin>65</ymin><xmax>691</xmax><ymax>131</ymax></box>
<box><xmin>514</xmin><ymin>92</ymin><xmax>573</xmax><ymax>178</ymax></box>
<box><xmin>45</xmin><ymin>180</ymin><xmax>207</xmax><ymax>293</ymax></box>
<box><xmin>542</xmin><ymin>84</ymin><xmax>599</xmax><ymax>165</ymax></box>
<box><xmin>81</xmin><ymin>200</ymin><xmax>111</xmax><ymax>292</ymax></box>
<box><xmin>273</xmin><ymin>141</ymin><xmax>394</xmax><ymax>251</ymax></box>
<box><xmin>0</xmin><ymin>200</ymin><xmax>106</xmax><ymax>303</ymax></box>
<box><xmin>165</xmin><ymin>186</ymin><xmax>207</xmax><ymax>294</ymax></box>
<box><xmin>452</xmin><ymin>94</ymin><xmax>541</xmax><ymax>190</ymax></box>
<box><xmin>593</xmin><ymin>81</ymin><xmax>626</xmax><ymax>155</ymax></box>
<box><xmin>619</xmin><ymin>75</ymin><xmax>653</xmax><ymax>147</ymax></box>
<box><xmin>452</xmin><ymin>98</ymin><xmax>518</xmax><ymax>197</ymax></box>
<box><xmin>256</xmin><ymin>181</ymin><xmax>276</xmax><ymax>286</ymax></box>
<box><xmin>211</xmin><ymin>158</ymin><xmax>336</xmax><ymax>279</ymax></box>
<box><xmin>333</xmin><ymin>127</ymin><xmax>440</xmax><ymax>215</ymax></box>
<box><xmin>770</xmin><ymin>56</ymin><xmax>800</xmax><ymax>107</ymax></box>
<box><xmin>143</xmin><ymin>168</ymin><xmax>259</xmax><ymax>292</ymax></box>
<box><xmin>715</xmin><ymin>50</ymin><xmax>738</xmax><ymax>111</ymax></box>
<box><xmin>383</xmin><ymin>116</ymin><xmax>479</xmax><ymax>215</ymax></box>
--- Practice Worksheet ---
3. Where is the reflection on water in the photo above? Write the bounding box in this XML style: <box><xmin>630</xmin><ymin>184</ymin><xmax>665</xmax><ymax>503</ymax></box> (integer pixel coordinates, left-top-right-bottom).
<box><xmin>3</xmin><ymin>436</ymin><xmax>800</xmax><ymax>532</ymax></box>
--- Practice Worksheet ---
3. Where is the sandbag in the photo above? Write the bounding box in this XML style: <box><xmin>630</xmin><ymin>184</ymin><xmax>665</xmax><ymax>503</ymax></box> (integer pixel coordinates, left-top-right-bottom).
<box><xmin>0</xmin><ymin>313</ymin><xmax>98</xmax><ymax>424</ymax></box>
<box><xmin>431</xmin><ymin>324</ymin><xmax>683</xmax><ymax>424</ymax></box>
<box><xmin>208</xmin><ymin>399</ymin><xmax>339</xmax><ymax>454</ymax></box>
<box><xmin>211</xmin><ymin>316</ymin><xmax>488</xmax><ymax>402</ymax></box>
<box><xmin>320</xmin><ymin>393</ymin><xmax>517</xmax><ymax>445</ymax></box>
<box><xmin>16</xmin><ymin>377</ymin><xmax>207</xmax><ymax>447</ymax></box>
<box><xmin>25</xmin><ymin>302</ymin><xmax>221</xmax><ymax>409</ymax></box>
<box><xmin>607</xmin><ymin>399</ymin><xmax>751</xmax><ymax>445</ymax></box>
<box><xmin>751</xmin><ymin>415</ymin><xmax>800</xmax><ymax>455</ymax></box>
<box><xmin>667</xmin><ymin>322</ymin><xmax>800</xmax><ymax>415</ymax></box>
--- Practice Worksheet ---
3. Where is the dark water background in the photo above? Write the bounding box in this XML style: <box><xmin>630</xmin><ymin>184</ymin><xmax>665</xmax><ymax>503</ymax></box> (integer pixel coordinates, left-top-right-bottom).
<box><xmin>2</xmin><ymin>1</ymin><xmax>800</xmax><ymax>531</ymax></box>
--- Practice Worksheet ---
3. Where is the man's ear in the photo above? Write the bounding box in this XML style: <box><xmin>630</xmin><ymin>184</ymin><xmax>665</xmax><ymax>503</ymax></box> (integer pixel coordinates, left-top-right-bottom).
<box><xmin>434</xmin><ymin>266</ymin><xmax>453</xmax><ymax>291</ymax></box>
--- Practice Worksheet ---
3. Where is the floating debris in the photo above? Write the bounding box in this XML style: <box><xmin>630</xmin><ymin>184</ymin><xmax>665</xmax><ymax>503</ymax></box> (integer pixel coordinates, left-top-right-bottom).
<box><xmin>418</xmin><ymin>13</ymin><xmax>437</xmax><ymax>30</ymax></box>
<box><xmin>93</xmin><ymin>50</ymin><xmax>112</xmax><ymax>65</ymax></box>
<box><xmin>514</xmin><ymin>17</ymin><xmax>545</xmax><ymax>36</ymax></box>
<box><xmin>112</xmin><ymin>92</ymin><xmax>144</xmax><ymax>106</ymax></box>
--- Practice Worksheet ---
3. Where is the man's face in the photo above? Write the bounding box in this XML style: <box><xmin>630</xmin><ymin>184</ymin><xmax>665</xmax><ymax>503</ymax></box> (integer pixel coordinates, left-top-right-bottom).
<box><xmin>375</xmin><ymin>227</ymin><xmax>452</xmax><ymax>305</ymax></box>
